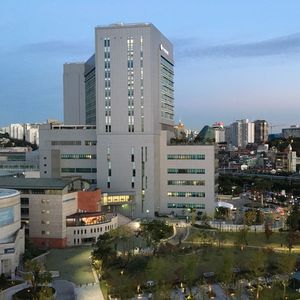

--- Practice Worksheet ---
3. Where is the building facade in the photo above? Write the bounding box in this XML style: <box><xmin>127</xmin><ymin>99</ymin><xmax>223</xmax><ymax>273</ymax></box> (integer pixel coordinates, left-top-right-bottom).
<box><xmin>39</xmin><ymin>124</ymin><xmax>97</xmax><ymax>185</ymax></box>
<box><xmin>40</xmin><ymin>23</ymin><xmax>216</xmax><ymax>218</ymax></box>
<box><xmin>0</xmin><ymin>189</ymin><xmax>25</xmax><ymax>276</ymax></box>
<box><xmin>231</xmin><ymin>119</ymin><xmax>254</xmax><ymax>148</ymax></box>
<box><xmin>254</xmin><ymin>120</ymin><xmax>269</xmax><ymax>144</ymax></box>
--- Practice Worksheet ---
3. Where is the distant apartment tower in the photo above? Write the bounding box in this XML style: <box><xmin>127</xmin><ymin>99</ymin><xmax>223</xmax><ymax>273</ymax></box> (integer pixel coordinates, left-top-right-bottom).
<box><xmin>231</xmin><ymin>119</ymin><xmax>254</xmax><ymax>148</ymax></box>
<box><xmin>254</xmin><ymin>120</ymin><xmax>269</xmax><ymax>144</ymax></box>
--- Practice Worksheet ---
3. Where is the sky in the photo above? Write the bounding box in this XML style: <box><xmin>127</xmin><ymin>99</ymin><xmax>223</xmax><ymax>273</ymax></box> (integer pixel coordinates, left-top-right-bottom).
<box><xmin>1</xmin><ymin>0</ymin><xmax>300</xmax><ymax>131</ymax></box>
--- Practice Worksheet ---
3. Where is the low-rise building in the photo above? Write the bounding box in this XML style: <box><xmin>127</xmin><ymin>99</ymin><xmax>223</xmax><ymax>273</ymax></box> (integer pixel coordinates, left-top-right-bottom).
<box><xmin>0</xmin><ymin>177</ymin><xmax>117</xmax><ymax>248</ymax></box>
<box><xmin>0</xmin><ymin>189</ymin><xmax>25</xmax><ymax>276</ymax></box>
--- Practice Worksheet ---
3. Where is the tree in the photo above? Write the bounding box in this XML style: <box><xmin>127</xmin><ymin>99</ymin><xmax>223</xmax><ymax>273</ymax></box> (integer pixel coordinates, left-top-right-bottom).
<box><xmin>248</xmin><ymin>250</ymin><xmax>267</xmax><ymax>299</ymax></box>
<box><xmin>264</xmin><ymin>224</ymin><xmax>273</xmax><ymax>242</ymax></box>
<box><xmin>236</xmin><ymin>226</ymin><xmax>249</xmax><ymax>250</ymax></box>
<box><xmin>93</xmin><ymin>232</ymin><xmax>116</xmax><ymax>265</ymax></box>
<box><xmin>140</xmin><ymin>220</ymin><xmax>173</xmax><ymax>250</ymax></box>
<box><xmin>23</xmin><ymin>260</ymin><xmax>52</xmax><ymax>300</ymax></box>
<box><xmin>286</xmin><ymin>231</ymin><xmax>298</xmax><ymax>253</ymax></box>
<box><xmin>276</xmin><ymin>254</ymin><xmax>297</xmax><ymax>300</ymax></box>
<box><xmin>217</xmin><ymin>251</ymin><xmax>234</xmax><ymax>300</ymax></box>
<box><xmin>286</xmin><ymin>205</ymin><xmax>300</xmax><ymax>231</ymax></box>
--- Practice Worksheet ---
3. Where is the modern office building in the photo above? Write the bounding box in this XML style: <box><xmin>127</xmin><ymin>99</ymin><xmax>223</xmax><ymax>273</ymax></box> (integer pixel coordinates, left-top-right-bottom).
<box><xmin>0</xmin><ymin>189</ymin><xmax>25</xmax><ymax>276</ymax></box>
<box><xmin>41</xmin><ymin>23</ymin><xmax>217</xmax><ymax>218</ymax></box>
<box><xmin>254</xmin><ymin>120</ymin><xmax>269</xmax><ymax>144</ymax></box>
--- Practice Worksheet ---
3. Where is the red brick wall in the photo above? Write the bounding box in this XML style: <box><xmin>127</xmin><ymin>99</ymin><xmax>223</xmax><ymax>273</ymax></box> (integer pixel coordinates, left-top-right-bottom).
<box><xmin>77</xmin><ymin>189</ymin><xmax>101</xmax><ymax>212</ymax></box>
<box><xmin>31</xmin><ymin>237</ymin><xmax>67</xmax><ymax>249</ymax></box>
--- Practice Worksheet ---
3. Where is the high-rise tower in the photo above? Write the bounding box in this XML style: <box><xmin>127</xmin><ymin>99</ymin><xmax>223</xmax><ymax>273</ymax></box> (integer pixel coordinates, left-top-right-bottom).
<box><xmin>95</xmin><ymin>23</ymin><xmax>174</xmax><ymax>216</ymax></box>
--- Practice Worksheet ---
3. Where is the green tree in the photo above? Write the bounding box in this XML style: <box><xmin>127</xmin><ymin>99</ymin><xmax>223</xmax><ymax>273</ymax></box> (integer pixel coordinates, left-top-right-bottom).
<box><xmin>248</xmin><ymin>250</ymin><xmax>267</xmax><ymax>299</ymax></box>
<box><xmin>93</xmin><ymin>232</ymin><xmax>116</xmax><ymax>265</ymax></box>
<box><xmin>264</xmin><ymin>224</ymin><xmax>273</xmax><ymax>242</ymax></box>
<box><xmin>236</xmin><ymin>226</ymin><xmax>249</xmax><ymax>250</ymax></box>
<box><xmin>140</xmin><ymin>220</ymin><xmax>173</xmax><ymax>250</ymax></box>
<box><xmin>286</xmin><ymin>231</ymin><xmax>298</xmax><ymax>253</ymax></box>
<box><xmin>23</xmin><ymin>260</ymin><xmax>52</xmax><ymax>300</ymax></box>
<box><xmin>276</xmin><ymin>254</ymin><xmax>297</xmax><ymax>300</ymax></box>
<box><xmin>217</xmin><ymin>251</ymin><xmax>234</xmax><ymax>300</ymax></box>
<box><xmin>286</xmin><ymin>205</ymin><xmax>300</xmax><ymax>231</ymax></box>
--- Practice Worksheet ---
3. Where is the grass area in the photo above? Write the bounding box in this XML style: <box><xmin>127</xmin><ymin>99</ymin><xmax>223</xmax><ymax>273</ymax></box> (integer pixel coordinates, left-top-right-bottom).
<box><xmin>0</xmin><ymin>280</ymin><xmax>24</xmax><ymax>291</ymax></box>
<box><xmin>259</xmin><ymin>283</ymin><xmax>300</xmax><ymax>300</ymax></box>
<box><xmin>186</xmin><ymin>227</ymin><xmax>300</xmax><ymax>252</ymax></box>
<box><xmin>99</xmin><ymin>281</ymin><xmax>108</xmax><ymax>300</ymax></box>
<box><xmin>45</xmin><ymin>246</ymin><xmax>94</xmax><ymax>284</ymax></box>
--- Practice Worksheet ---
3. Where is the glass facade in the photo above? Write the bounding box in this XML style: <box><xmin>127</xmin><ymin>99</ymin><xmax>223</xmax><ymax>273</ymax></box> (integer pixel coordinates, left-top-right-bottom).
<box><xmin>167</xmin><ymin>203</ymin><xmax>205</xmax><ymax>209</ymax></box>
<box><xmin>168</xmin><ymin>180</ymin><xmax>205</xmax><ymax>186</ymax></box>
<box><xmin>160</xmin><ymin>56</ymin><xmax>174</xmax><ymax>121</ymax></box>
<box><xmin>127</xmin><ymin>37</ymin><xmax>134</xmax><ymax>132</ymax></box>
<box><xmin>167</xmin><ymin>168</ymin><xmax>205</xmax><ymax>174</ymax></box>
<box><xmin>61</xmin><ymin>154</ymin><xmax>96</xmax><ymax>159</ymax></box>
<box><xmin>104</xmin><ymin>38</ymin><xmax>111</xmax><ymax>132</ymax></box>
<box><xmin>167</xmin><ymin>192</ymin><xmax>205</xmax><ymax>197</ymax></box>
<box><xmin>85</xmin><ymin>68</ymin><xmax>96</xmax><ymax>125</ymax></box>
<box><xmin>167</xmin><ymin>154</ymin><xmax>205</xmax><ymax>160</ymax></box>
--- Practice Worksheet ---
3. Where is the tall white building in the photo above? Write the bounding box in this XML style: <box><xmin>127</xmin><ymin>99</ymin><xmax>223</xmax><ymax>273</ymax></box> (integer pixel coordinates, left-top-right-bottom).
<box><xmin>230</xmin><ymin>119</ymin><xmax>254</xmax><ymax>148</ymax></box>
<box><xmin>40</xmin><ymin>23</ymin><xmax>216</xmax><ymax>218</ymax></box>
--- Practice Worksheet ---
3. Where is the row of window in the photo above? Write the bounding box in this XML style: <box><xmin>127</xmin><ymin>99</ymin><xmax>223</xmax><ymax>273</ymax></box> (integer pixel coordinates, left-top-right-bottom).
<box><xmin>61</xmin><ymin>168</ymin><xmax>97</xmax><ymax>173</ymax></box>
<box><xmin>167</xmin><ymin>203</ymin><xmax>206</xmax><ymax>209</ymax></box>
<box><xmin>51</xmin><ymin>140</ymin><xmax>97</xmax><ymax>146</ymax></box>
<box><xmin>167</xmin><ymin>180</ymin><xmax>205</xmax><ymax>186</ymax></box>
<box><xmin>73</xmin><ymin>224</ymin><xmax>114</xmax><ymax>235</ymax></box>
<box><xmin>167</xmin><ymin>154</ymin><xmax>205</xmax><ymax>160</ymax></box>
<box><xmin>167</xmin><ymin>168</ymin><xmax>205</xmax><ymax>174</ymax></box>
<box><xmin>61</xmin><ymin>154</ymin><xmax>96</xmax><ymax>160</ymax></box>
<box><xmin>167</xmin><ymin>192</ymin><xmax>205</xmax><ymax>197</ymax></box>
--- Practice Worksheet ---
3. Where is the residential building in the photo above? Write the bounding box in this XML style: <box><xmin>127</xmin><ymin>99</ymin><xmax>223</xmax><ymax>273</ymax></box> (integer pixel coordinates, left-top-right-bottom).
<box><xmin>254</xmin><ymin>120</ymin><xmax>269</xmax><ymax>144</ymax></box>
<box><xmin>231</xmin><ymin>119</ymin><xmax>254</xmax><ymax>148</ymax></box>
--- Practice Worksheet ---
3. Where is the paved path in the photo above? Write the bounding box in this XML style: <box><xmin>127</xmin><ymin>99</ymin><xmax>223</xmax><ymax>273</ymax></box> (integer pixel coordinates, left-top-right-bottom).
<box><xmin>168</xmin><ymin>224</ymin><xmax>190</xmax><ymax>245</ymax></box>
<box><xmin>53</xmin><ymin>280</ymin><xmax>75</xmax><ymax>300</ymax></box>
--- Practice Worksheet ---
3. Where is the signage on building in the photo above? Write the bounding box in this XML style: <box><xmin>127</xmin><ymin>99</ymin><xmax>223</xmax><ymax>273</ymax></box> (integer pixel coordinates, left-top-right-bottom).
<box><xmin>4</xmin><ymin>248</ymin><xmax>15</xmax><ymax>254</ymax></box>
<box><xmin>160</xmin><ymin>44</ymin><xmax>169</xmax><ymax>56</ymax></box>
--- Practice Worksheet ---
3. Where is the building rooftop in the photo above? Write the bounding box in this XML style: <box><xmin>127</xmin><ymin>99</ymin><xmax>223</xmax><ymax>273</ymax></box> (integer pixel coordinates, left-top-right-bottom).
<box><xmin>0</xmin><ymin>177</ymin><xmax>83</xmax><ymax>190</ymax></box>
<box><xmin>96</xmin><ymin>22</ymin><xmax>152</xmax><ymax>29</ymax></box>
<box><xmin>0</xmin><ymin>188</ymin><xmax>19</xmax><ymax>199</ymax></box>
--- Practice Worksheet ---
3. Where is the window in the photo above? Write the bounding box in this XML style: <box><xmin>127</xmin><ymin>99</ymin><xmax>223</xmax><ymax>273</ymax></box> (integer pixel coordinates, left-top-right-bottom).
<box><xmin>167</xmin><ymin>203</ymin><xmax>205</xmax><ymax>209</ymax></box>
<box><xmin>21</xmin><ymin>197</ymin><xmax>29</xmax><ymax>205</ymax></box>
<box><xmin>51</xmin><ymin>141</ymin><xmax>81</xmax><ymax>146</ymax></box>
<box><xmin>167</xmin><ymin>192</ymin><xmax>205</xmax><ymax>197</ymax></box>
<box><xmin>168</xmin><ymin>180</ymin><xmax>205</xmax><ymax>186</ymax></box>
<box><xmin>131</xmin><ymin>182</ymin><xmax>135</xmax><ymax>188</ymax></box>
<box><xmin>167</xmin><ymin>154</ymin><xmax>205</xmax><ymax>160</ymax></box>
<box><xmin>107</xmin><ymin>182</ymin><xmax>110</xmax><ymax>188</ymax></box>
<box><xmin>167</xmin><ymin>168</ymin><xmax>205</xmax><ymax>174</ymax></box>
<box><xmin>132</xmin><ymin>169</ymin><xmax>136</xmax><ymax>177</ymax></box>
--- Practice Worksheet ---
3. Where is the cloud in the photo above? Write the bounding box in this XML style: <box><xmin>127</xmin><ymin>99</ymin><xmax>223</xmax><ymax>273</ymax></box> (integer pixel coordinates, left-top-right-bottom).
<box><xmin>176</xmin><ymin>33</ymin><xmax>300</xmax><ymax>59</ymax></box>
<box><xmin>21</xmin><ymin>40</ymin><xmax>93</xmax><ymax>55</ymax></box>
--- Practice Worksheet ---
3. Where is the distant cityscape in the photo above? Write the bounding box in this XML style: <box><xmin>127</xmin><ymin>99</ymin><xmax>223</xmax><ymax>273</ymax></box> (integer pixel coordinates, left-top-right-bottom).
<box><xmin>1</xmin><ymin>22</ymin><xmax>300</xmax><ymax>300</ymax></box>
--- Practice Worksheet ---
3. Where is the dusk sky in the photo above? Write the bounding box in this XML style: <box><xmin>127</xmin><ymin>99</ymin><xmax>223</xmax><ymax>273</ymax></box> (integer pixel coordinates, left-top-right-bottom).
<box><xmin>1</xmin><ymin>0</ymin><xmax>300</xmax><ymax>131</ymax></box>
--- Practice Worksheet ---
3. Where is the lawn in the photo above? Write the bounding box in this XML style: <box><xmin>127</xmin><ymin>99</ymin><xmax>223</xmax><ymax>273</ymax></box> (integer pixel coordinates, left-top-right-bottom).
<box><xmin>186</xmin><ymin>227</ymin><xmax>300</xmax><ymax>252</ymax></box>
<box><xmin>45</xmin><ymin>246</ymin><xmax>94</xmax><ymax>284</ymax></box>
